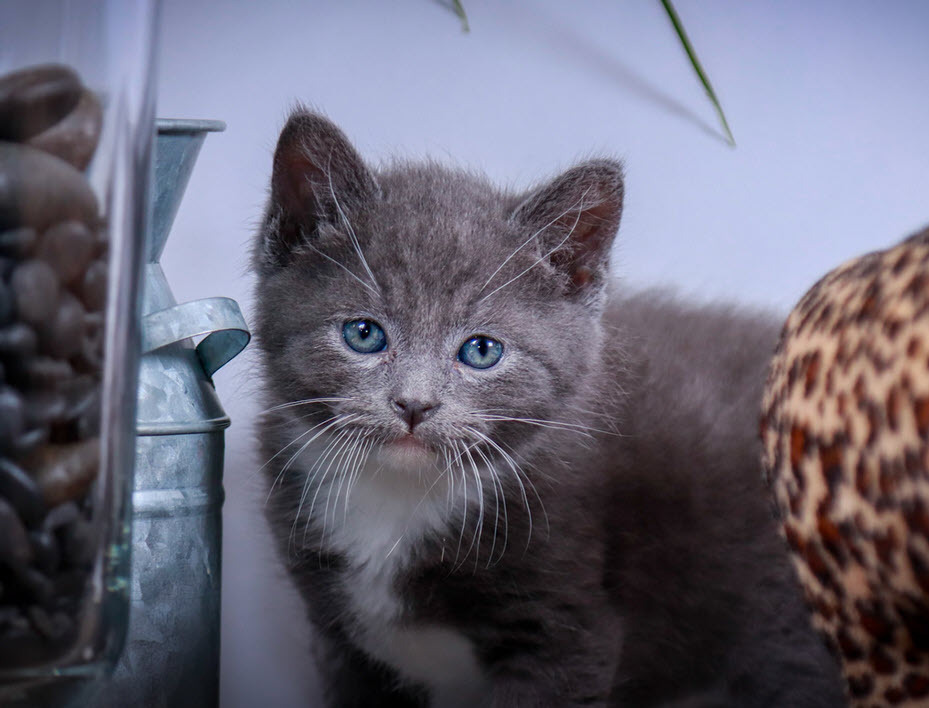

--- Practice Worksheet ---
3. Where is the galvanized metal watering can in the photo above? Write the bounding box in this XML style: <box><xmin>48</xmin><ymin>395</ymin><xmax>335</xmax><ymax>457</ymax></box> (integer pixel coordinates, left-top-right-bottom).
<box><xmin>95</xmin><ymin>119</ymin><xmax>249</xmax><ymax>707</ymax></box>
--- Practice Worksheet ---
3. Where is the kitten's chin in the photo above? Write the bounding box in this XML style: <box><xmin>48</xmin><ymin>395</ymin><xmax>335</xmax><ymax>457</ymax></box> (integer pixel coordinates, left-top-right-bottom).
<box><xmin>380</xmin><ymin>434</ymin><xmax>438</xmax><ymax>469</ymax></box>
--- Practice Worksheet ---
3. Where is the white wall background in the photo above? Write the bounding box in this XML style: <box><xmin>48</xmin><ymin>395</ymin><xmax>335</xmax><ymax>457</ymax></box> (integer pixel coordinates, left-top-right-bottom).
<box><xmin>154</xmin><ymin>1</ymin><xmax>929</xmax><ymax>705</ymax></box>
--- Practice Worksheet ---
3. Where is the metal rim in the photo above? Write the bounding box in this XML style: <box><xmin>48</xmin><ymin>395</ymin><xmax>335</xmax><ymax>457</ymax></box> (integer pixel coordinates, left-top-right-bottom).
<box><xmin>156</xmin><ymin>118</ymin><xmax>226</xmax><ymax>134</ymax></box>
<box><xmin>136</xmin><ymin>416</ymin><xmax>232</xmax><ymax>436</ymax></box>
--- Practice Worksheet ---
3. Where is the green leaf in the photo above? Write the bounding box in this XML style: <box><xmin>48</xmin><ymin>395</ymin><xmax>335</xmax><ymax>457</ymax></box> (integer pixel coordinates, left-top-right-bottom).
<box><xmin>660</xmin><ymin>0</ymin><xmax>735</xmax><ymax>146</ymax></box>
<box><xmin>452</xmin><ymin>0</ymin><xmax>470</xmax><ymax>33</ymax></box>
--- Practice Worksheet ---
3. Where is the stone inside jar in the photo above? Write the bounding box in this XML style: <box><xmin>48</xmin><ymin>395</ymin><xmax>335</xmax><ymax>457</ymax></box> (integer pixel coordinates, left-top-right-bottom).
<box><xmin>0</xmin><ymin>63</ymin><xmax>107</xmax><ymax>669</ymax></box>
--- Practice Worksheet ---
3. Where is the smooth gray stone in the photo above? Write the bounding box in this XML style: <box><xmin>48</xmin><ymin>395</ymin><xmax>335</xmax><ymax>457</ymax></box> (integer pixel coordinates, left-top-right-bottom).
<box><xmin>73</xmin><ymin>387</ymin><xmax>101</xmax><ymax>439</ymax></box>
<box><xmin>0</xmin><ymin>323</ymin><xmax>37</xmax><ymax>357</ymax></box>
<box><xmin>12</xmin><ymin>565</ymin><xmax>53</xmax><ymax>605</ymax></box>
<box><xmin>11</xmin><ymin>259</ymin><xmax>59</xmax><ymax>326</ymax></box>
<box><xmin>26</xmin><ymin>606</ymin><xmax>72</xmax><ymax>643</ymax></box>
<box><xmin>21</xmin><ymin>357</ymin><xmax>73</xmax><ymax>389</ymax></box>
<box><xmin>79</xmin><ymin>259</ymin><xmax>107</xmax><ymax>311</ymax></box>
<box><xmin>37</xmin><ymin>291</ymin><xmax>86</xmax><ymax>359</ymax></box>
<box><xmin>0</xmin><ymin>227</ymin><xmax>36</xmax><ymax>257</ymax></box>
<box><xmin>22</xmin><ymin>390</ymin><xmax>67</xmax><ymax>428</ymax></box>
<box><xmin>0</xmin><ymin>279</ymin><xmax>13</xmax><ymax>326</ymax></box>
<box><xmin>40</xmin><ymin>501</ymin><xmax>79</xmax><ymax>533</ymax></box>
<box><xmin>0</xmin><ymin>607</ymin><xmax>25</xmax><ymax>628</ymax></box>
<box><xmin>74</xmin><ymin>313</ymin><xmax>104</xmax><ymax>373</ymax></box>
<box><xmin>28</xmin><ymin>530</ymin><xmax>60</xmax><ymax>574</ymax></box>
<box><xmin>26</xmin><ymin>88</ymin><xmax>102</xmax><ymax>171</ymax></box>
<box><xmin>29</xmin><ymin>440</ymin><xmax>99</xmax><ymax>507</ymax></box>
<box><xmin>60</xmin><ymin>375</ymin><xmax>96</xmax><ymax>415</ymax></box>
<box><xmin>0</xmin><ymin>496</ymin><xmax>33</xmax><ymax>567</ymax></box>
<box><xmin>10</xmin><ymin>427</ymin><xmax>48</xmax><ymax>459</ymax></box>
<box><xmin>0</xmin><ymin>64</ymin><xmax>82</xmax><ymax>142</ymax></box>
<box><xmin>58</xmin><ymin>513</ymin><xmax>94</xmax><ymax>567</ymax></box>
<box><xmin>0</xmin><ymin>386</ymin><xmax>25</xmax><ymax>450</ymax></box>
<box><xmin>0</xmin><ymin>457</ymin><xmax>45</xmax><ymax>527</ymax></box>
<box><xmin>50</xmin><ymin>568</ymin><xmax>85</xmax><ymax>600</ymax></box>
<box><xmin>61</xmin><ymin>376</ymin><xmax>101</xmax><ymax>439</ymax></box>
<box><xmin>0</xmin><ymin>141</ymin><xmax>98</xmax><ymax>231</ymax></box>
<box><xmin>36</xmin><ymin>220</ymin><xmax>95</xmax><ymax>286</ymax></box>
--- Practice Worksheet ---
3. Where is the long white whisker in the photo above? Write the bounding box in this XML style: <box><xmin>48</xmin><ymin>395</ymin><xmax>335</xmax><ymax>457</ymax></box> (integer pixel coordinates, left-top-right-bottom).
<box><xmin>263</xmin><ymin>417</ymin><xmax>334</xmax><ymax>482</ymax></box>
<box><xmin>471</xmin><ymin>438</ymin><xmax>506</xmax><ymax>566</ymax></box>
<box><xmin>441</xmin><ymin>447</ymin><xmax>453</xmax><ymax>513</ymax></box>
<box><xmin>563</xmin><ymin>402</ymin><xmax>620</xmax><ymax>426</ymax></box>
<box><xmin>260</xmin><ymin>397</ymin><xmax>351</xmax><ymax>415</ymax></box>
<box><xmin>478</xmin><ymin>187</ymin><xmax>592</xmax><ymax>303</ymax></box>
<box><xmin>292</xmin><ymin>427</ymin><xmax>349</xmax><ymax>534</ymax></box>
<box><xmin>343</xmin><ymin>436</ymin><xmax>374</xmax><ymax>519</ymax></box>
<box><xmin>328</xmin><ymin>430</ymin><xmax>362</xmax><ymax>539</ymax></box>
<box><xmin>475</xmin><ymin>413</ymin><xmax>616</xmax><ymax>437</ymax></box>
<box><xmin>317</xmin><ymin>430</ymin><xmax>361</xmax><ymax>546</ymax></box>
<box><xmin>468</xmin><ymin>427</ymin><xmax>541</xmax><ymax>554</ymax></box>
<box><xmin>383</xmin><ymin>455</ymin><xmax>452</xmax><ymax>560</ymax></box>
<box><xmin>327</xmin><ymin>153</ymin><xmax>380</xmax><ymax>292</ymax></box>
<box><xmin>305</xmin><ymin>429</ymin><xmax>356</xmax><ymax>556</ymax></box>
<box><xmin>478</xmin><ymin>207</ymin><xmax>568</xmax><ymax>294</ymax></box>
<box><xmin>289</xmin><ymin>428</ymin><xmax>349</xmax><ymax>549</ymax></box>
<box><xmin>266</xmin><ymin>414</ymin><xmax>355</xmax><ymax>499</ymax></box>
<box><xmin>302</xmin><ymin>240</ymin><xmax>378</xmax><ymax>295</ymax></box>
<box><xmin>337</xmin><ymin>431</ymin><xmax>367</xmax><ymax>519</ymax></box>
<box><xmin>465</xmin><ymin>444</ymin><xmax>488</xmax><ymax>574</ymax></box>
<box><xmin>335</xmin><ymin>430</ymin><xmax>363</xmax><ymax>504</ymax></box>
<box><xmin>260</xmin><ymin>409</ymin><xmax>338</xmax><ymax>430</ymax></box>
<box><xmin>453</xmin><ymin>440</ymin><xmax>470</xmax><ymax>566</ymax></box>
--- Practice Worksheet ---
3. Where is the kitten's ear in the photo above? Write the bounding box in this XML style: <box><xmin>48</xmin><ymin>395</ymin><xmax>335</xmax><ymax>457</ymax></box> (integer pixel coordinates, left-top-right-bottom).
<box><xmin>262</xmin><ymin>109</ymin><xmax>376</xmax><ymax>269</ymax></box>
<box><xmin>511</xmin><ymin>159</ymin><xmax>623</xmax><ymax>295</ymax></box>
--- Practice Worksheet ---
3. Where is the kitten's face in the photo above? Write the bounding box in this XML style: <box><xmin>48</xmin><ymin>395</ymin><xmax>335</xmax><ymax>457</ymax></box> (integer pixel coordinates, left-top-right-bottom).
<box><xmin>255</xmin><ymin>112</ymin><xmax>623</xmax><ymax>478</ymax></box>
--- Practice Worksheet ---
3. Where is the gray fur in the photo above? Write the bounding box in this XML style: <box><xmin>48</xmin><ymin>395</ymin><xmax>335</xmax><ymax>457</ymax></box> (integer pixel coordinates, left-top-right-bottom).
<box><xmin>252</xmin><ymin>109</ymin><xmax>844</xmax><ymax>707</ymax></box>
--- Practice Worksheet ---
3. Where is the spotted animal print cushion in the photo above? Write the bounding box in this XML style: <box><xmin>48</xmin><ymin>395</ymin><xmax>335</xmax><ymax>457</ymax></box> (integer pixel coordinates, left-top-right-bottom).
<box><xmin>761</xmin><ymin>226</ymin><xmax>929</xmax><ymax>706</ymax></box>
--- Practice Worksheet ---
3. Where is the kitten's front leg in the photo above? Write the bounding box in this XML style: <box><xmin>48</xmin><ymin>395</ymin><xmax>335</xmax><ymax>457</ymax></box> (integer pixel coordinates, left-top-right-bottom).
<box><xmin>482</xmin><ymin>604</ymin><xmax>621</xmax><ymax>708</ymax></box>
<box><xmin>487</xmin><ymin>677</ymin><xmax>613</xmax><ymax>708</ymax></box>
<box><xmin>485</xmin><ymin>654</ymin><xmax>617</xmax><ymax>708</ymax></box>
<box><xmin>314</xmin><ymin>630</ymin><xmax>428</xmax><ymax>708</ymax></box>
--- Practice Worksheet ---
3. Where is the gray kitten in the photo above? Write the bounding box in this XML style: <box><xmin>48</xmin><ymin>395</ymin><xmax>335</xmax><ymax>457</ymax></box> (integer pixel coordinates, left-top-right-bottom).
<box><xmin>252</xmin><ymin>110</ymin><xmax>844</xmax><ymax>707</ymax></box>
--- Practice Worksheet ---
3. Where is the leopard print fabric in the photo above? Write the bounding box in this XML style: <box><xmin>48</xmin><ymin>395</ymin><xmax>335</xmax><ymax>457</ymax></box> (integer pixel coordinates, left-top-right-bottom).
<box><xmin>761</xmin><ymin>226</ymin><xmax>929</xmax><ymax>707</ymax></box>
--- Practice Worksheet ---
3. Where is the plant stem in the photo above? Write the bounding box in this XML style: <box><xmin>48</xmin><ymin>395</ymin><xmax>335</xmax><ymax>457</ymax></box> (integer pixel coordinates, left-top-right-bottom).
<box><xmin>453</xmin><ymin>0</ymin><xmax>470</xmax><ymax>33</ymax></box>
<box><xmin>660</xmin><ymin>0</ymin><xmax>735</xmax><ymax>146</ymax></box>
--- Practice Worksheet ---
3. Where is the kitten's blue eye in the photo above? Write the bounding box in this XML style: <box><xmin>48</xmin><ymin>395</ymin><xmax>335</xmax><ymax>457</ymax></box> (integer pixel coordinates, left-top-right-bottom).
<box><xmin>458</xmin><ymin>335</ymin><xmax>503</xmax><ymax>369</ymax></box>
<box><xmin>343</xmin><ymin>319</ymin><xmax>387</xmax><ymax>354</ymax></box>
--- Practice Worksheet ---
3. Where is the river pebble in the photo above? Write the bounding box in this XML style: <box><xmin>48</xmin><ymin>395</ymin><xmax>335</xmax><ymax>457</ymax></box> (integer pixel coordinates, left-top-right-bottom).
<box><xmin>26</xmin><ymin>89</ymin><xmax>102</xmax><ymax>171</ymax></box>
<box><xmin>0</xmin><ymin>65</ymin><xmax>82</xmax><ymax>142</ymax></box>
<box><xmin>0</xmin><ymin>386</ymin><xmax>25</xmax><ymax>448</ymax></box>
<box><xmin>11</xmin><ymin>259</ymin><xmax>59</xmax><ymax>325</ymax></box>
<box><xmin>36</xmin><ymin>220</ymin><xmax>96</xmax><ymax>285</ymax></box>
<box><xmin>29</xmin><ymin>440</ymin><xmax>100</xmax><ymax>507</ymax></box>
<box><xmin>0</xmin><ymin>458</ymin><xmax>45</xmax><ymax>527</ymax></box>
<box><xmin>0</xmin><ymin>496</ymin><xmax>33</xmax><ymax>567</ymax></box>
<box><xmin>0</xmin><ymin>226</ymin><xmax>36</xmax><ymax>257</ymax></box>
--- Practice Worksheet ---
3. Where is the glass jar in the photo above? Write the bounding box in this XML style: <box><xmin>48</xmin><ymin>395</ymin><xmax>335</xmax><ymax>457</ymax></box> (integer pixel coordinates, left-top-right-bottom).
<box><xmin>0</xmin><ymin>0</ymin><xmax>157</xmax><ymax>699</ymax></box>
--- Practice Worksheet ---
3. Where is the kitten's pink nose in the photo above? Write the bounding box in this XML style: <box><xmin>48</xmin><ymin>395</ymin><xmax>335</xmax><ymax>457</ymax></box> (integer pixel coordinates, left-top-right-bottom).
<box><xmin>391</xmin><ymin>398</ymin><xmax>440</xmax><ymax>432</ymax></box>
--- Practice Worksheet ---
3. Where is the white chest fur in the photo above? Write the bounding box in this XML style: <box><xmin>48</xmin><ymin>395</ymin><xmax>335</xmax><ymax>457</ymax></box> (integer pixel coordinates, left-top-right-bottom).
<box><xmin>300</xmin><ymin>447</ymin><xmax>489</xmax><ymax>706</ymax></box>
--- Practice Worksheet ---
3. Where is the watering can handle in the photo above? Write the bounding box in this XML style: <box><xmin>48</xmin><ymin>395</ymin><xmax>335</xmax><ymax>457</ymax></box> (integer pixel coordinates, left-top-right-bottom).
<box><xmin>140</xmin><ymin>297</ymin><xmax>250</xmax><ymax>378</ymax></box>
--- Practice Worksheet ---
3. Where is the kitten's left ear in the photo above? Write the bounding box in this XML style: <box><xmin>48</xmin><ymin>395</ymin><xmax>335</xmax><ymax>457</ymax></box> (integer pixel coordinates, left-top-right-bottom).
<box><xmin>511</xmin><ymin>159</ymin><xmax>623</xmax><ymax>295</ymax></box>
<box><xmin>261</xmin><ymin>108</ymin><xmax>377</xmax><ymax>270</ymax></box>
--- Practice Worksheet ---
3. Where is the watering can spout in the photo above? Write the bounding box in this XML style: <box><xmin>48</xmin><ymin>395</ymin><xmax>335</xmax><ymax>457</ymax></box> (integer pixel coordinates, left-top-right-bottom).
<box><xmin>150</xmin><ymin>118</ymin><xmax>225</xmax><ymax>262</ymax></box>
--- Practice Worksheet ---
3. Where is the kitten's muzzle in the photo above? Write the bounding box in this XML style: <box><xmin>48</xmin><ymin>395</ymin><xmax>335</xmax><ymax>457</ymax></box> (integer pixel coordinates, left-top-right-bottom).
<box><xmin>391</xmin><ymin>398</ymin><xmax>441</xmax><ymax>432</ymax></box>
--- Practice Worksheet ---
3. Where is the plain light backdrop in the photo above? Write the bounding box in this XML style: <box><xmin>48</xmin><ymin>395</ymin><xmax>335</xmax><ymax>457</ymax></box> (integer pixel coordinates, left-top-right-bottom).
<box><xmin>153</xmin><ymin>1</ymin><xmax>929</xmax><ymax>705</ymax></box>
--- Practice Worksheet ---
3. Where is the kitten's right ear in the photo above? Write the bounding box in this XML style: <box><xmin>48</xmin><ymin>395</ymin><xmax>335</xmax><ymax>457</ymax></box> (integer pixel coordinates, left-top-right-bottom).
<box><xmin>261</xmin><ymin>109</ymin><xmax>376</xmax><ymax>269</ymax></box>
<box><xmin>511</xmin><ymin>159</ymin><xmax>624</xmax><ymax>297</ymax></box>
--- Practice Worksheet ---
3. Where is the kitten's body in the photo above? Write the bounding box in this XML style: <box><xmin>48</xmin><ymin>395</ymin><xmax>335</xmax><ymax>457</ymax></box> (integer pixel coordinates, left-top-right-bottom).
<box><xmin>254</xmin><ymin>111</ymin><xmax>844</xmax><ymax>707</ymax></box>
